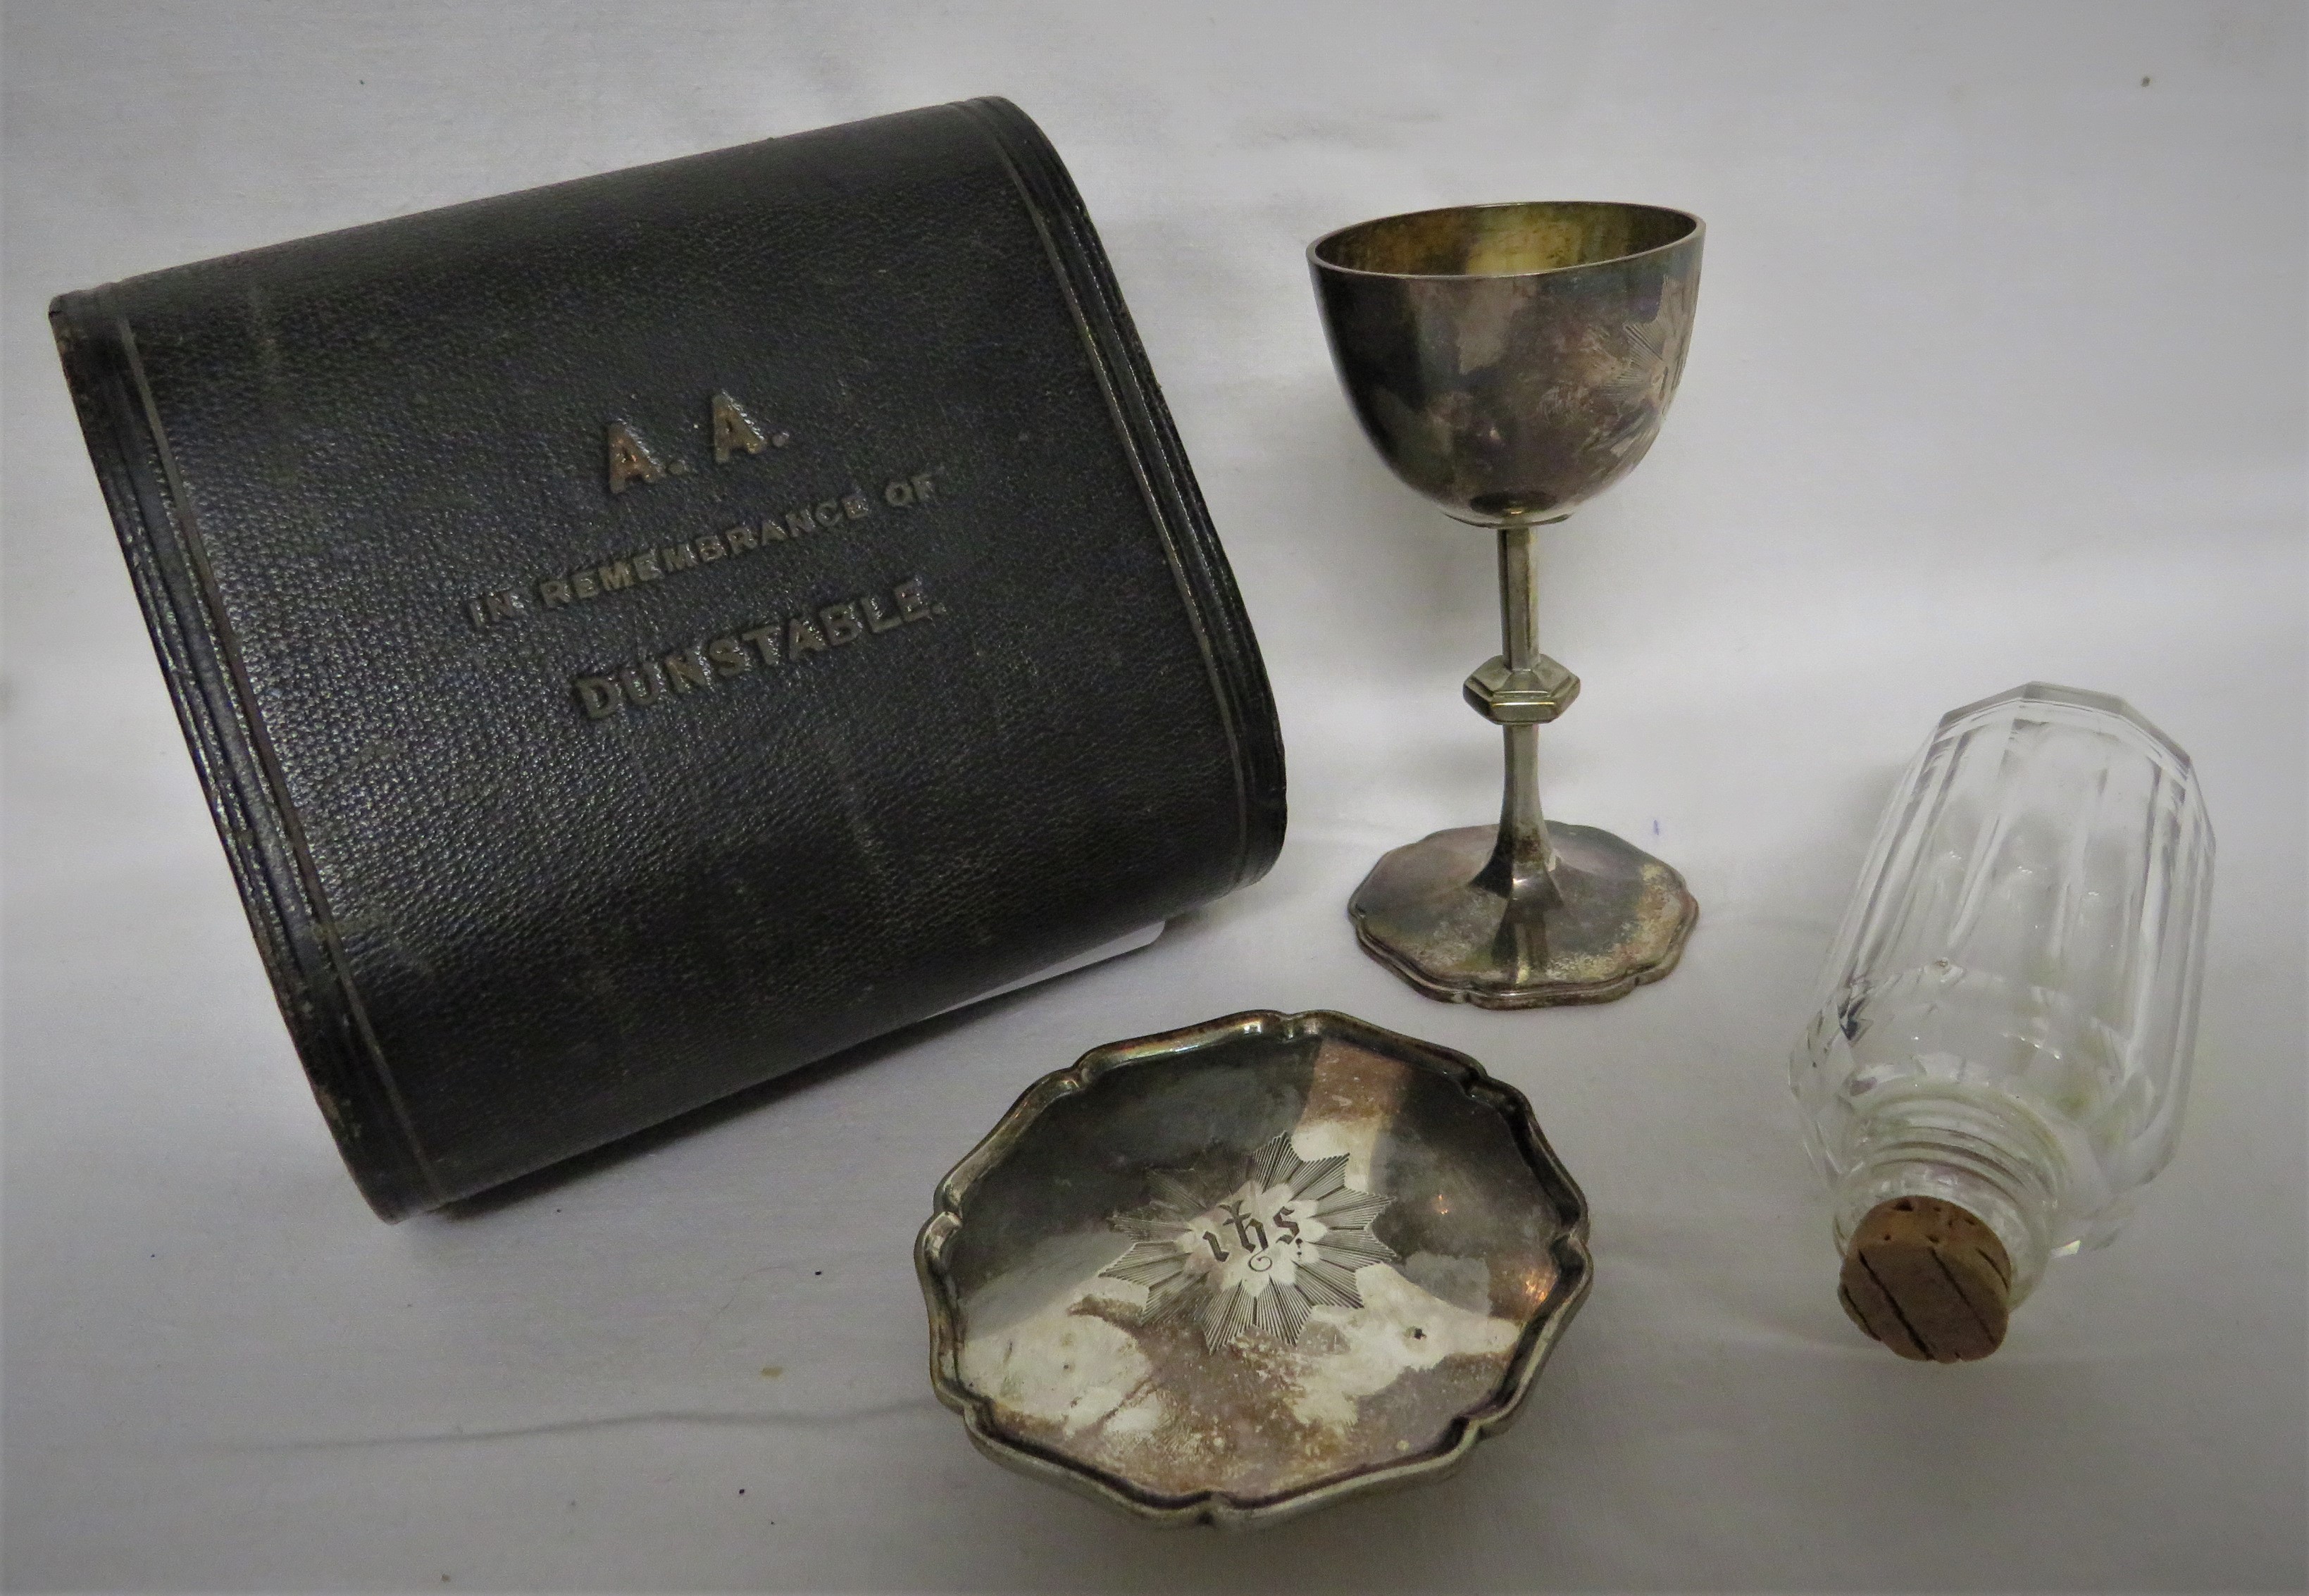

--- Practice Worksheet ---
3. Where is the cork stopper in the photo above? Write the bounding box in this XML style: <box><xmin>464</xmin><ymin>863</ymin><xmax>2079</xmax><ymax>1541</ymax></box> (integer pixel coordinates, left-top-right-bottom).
<box><xmin>1838</xmin><ymin>1196</ymin><xmax>2014</xmax><ymax>1362</ymax></box>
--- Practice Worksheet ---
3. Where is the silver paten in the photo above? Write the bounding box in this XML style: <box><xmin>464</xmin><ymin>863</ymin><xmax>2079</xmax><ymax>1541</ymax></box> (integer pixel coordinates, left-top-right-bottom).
<box><xmin>916</xmin><ymin>1010</ymin><xmax>1591</xmax><ymax>1527</ymax></box>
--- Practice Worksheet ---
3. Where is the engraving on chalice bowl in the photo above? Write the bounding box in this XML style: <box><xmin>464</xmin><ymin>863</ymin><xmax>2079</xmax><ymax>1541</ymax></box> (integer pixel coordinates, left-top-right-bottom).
<box><xmin>1309</xmin><ymin>201</ymin><xmax>1705</xmax><ymax>1006</ymax></box>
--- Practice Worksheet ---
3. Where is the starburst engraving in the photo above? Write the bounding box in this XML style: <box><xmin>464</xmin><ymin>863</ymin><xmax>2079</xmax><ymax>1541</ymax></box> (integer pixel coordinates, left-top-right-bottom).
<box><xmin>1098</xmin><ymin>1133</ymin><xmax>1398</xmax><ymax>1352</ymax></box>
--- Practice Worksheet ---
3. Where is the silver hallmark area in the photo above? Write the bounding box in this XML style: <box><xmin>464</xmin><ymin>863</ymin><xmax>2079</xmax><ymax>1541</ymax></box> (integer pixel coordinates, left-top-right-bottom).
<box><xmin>571</xmin><ymin>576</ymin><xmax>946</xmax><ymax>720</ymax></box>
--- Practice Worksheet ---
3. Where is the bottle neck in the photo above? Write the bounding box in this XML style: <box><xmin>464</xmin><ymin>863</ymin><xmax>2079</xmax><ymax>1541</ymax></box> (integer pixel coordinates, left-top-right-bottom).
<box><xmin>1831</xmin><ymin>1087</ymin><xmax>2062</xmax><ymax>1302</ymax></box>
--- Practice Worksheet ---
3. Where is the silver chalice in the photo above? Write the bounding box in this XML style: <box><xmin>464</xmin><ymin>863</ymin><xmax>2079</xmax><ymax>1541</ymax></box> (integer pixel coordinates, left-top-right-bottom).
<box><xmin>1310</xmin><ymin>201</ymin><xmax>1704</xmax><ymax>1007</ymax></box>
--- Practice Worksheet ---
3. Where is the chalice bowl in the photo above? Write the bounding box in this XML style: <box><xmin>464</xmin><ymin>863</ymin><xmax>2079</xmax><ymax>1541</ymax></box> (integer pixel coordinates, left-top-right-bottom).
<box><xmin>1310</xmin><ymin>201</ymin><xmax>1704</xmax><ymax>1006</ymax></box>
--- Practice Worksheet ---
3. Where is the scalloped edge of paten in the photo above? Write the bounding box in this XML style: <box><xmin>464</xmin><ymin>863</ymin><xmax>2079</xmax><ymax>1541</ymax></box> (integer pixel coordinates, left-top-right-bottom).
<box><xmin>914</xmin><ymin>1009</ymin><xmax>1593</xmax><ymax>1528</ymax></box>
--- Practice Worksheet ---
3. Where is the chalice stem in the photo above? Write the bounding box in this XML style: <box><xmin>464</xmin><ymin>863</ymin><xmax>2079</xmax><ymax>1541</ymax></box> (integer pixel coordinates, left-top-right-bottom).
<box><xmin>1479</xmin><ymin>523</ymin><xmax>1561</xmax><ymax>905</ymax></box>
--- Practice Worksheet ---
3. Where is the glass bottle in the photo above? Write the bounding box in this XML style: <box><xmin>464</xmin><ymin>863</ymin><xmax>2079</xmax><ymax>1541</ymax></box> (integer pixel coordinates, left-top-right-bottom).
<box><xmin>1792</xmin><ymin>683</ymin><xmax>2215</xmax><ymax>1361</ymax></box>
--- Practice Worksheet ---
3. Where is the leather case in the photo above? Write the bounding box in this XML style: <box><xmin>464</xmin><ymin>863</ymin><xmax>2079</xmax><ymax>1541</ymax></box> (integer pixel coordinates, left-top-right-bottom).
<box><xmin>52</xmin><ymin>97</ymin><xmax>1285</xmax><ymax>1220</ymax></box>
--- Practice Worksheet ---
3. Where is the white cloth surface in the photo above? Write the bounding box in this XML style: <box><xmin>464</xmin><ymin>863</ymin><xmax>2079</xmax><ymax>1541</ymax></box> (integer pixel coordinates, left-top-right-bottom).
<box><xmin>3</xmin><ymin>3</ymin><xmax>2302</xmax><ymax>1589</ymax></box>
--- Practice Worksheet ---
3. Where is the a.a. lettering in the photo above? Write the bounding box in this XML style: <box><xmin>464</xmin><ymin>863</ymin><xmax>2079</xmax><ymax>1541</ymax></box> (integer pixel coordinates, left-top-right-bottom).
<box><xmin>607</xmin><ymin>392</ymin><xmax>790</xmax><ymax>494</ymax></box>
<box><xmin>604</xmin><ymin>423</ymin><xmax>664</xmax><ymax>495</ymax></box>
<box><xmin>710</xmin><ymin>390</ymin><xmax>771</xmax><ymax>463</ymax></box>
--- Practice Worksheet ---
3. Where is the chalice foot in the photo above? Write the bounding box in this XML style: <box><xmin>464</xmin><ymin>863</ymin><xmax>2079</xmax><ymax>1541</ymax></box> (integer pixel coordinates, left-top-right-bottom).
<box><xmin>1350</xmin><ymin>823</ymin><xmax>1696</xmax><ymax>1009</ymax></box>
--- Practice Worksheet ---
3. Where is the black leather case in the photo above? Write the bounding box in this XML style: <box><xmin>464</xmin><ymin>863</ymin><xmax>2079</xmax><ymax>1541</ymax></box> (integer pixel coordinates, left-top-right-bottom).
<box><xmin>52</xmin><ymin>98</ymin><xmax>1285</xmax><ymax>1220</ymax></box>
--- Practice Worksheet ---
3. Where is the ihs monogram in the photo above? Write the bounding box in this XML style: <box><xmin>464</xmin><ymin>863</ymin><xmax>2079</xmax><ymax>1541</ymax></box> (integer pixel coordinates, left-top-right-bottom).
<box><xmin>1099</xmin><ymin>1134</ymin><xmax>1398</xmax><ymax>1352</ymax></box>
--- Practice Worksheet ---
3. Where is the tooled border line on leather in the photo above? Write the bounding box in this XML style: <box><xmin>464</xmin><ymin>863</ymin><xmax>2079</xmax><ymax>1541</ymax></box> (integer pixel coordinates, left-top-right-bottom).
<box><xmin>953</xmin><ymin>98</ymin><xmax>1286</xmax><ymax>892</ymax></box>
<box><xmin>58</xmin><ymin>292</ymin><xmax>446</xmax><ymax>1218</ymax></box>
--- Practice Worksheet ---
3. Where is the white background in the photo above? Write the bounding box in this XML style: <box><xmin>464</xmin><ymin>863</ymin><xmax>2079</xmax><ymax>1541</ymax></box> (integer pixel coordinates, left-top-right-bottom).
<box><xmin>4</xmin><ymin>2</ymin><xmax>2303</xmax><ymax>1589</ymax></box>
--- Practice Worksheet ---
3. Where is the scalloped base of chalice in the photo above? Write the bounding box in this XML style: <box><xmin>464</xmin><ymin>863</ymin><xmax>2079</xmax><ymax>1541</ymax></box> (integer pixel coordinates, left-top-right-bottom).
<box><xmin>1350</xmin><ymin>822</ymin><xmax>1697</xmax><ymax>1008</ymax></box>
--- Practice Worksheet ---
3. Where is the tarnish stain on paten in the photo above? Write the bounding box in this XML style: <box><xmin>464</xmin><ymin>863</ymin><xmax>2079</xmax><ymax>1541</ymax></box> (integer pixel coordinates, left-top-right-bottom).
<box><xmin>959</xmin><ymin>1254</ymin><xmax>1518</xmax><ymax>1502</ymax></box>
<box><xmin>954</xmin><ymin>1032</ymin><xmax>1525</xmax><ymax>1503</ymax></box>
<box><xmin>957</xmin><ymin>1280</ymin><xmax>1159</xmax><ymax>1438</ymax></box>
